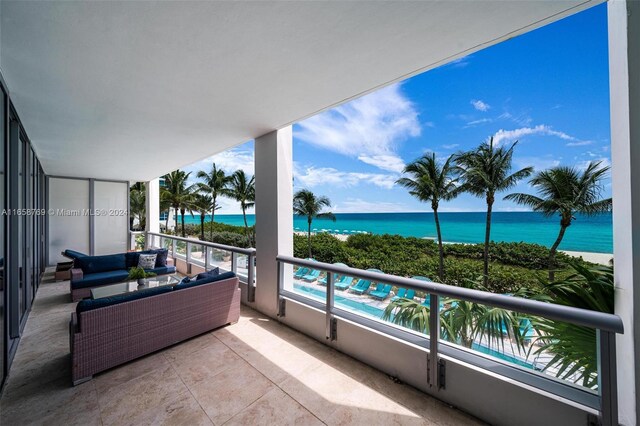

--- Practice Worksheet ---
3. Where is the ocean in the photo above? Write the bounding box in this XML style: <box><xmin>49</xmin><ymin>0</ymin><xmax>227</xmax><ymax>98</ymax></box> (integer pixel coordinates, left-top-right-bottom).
<box><xmin>176</xmin><ymin>211</ymin><xmax>613</xmax><ymax>254</ymax></box>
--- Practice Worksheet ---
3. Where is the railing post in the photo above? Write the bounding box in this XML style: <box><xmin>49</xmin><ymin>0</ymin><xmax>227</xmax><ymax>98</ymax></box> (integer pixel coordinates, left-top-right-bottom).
<box><xmin>204</xmin><ymin>246</ymin><xmax>210</xmax><ymax>271</ymax></box>
<box><xmin>247</xmin><ymin>253</ymin><xmax>255</xmax><ymax>303</ymax></box>
<box><xmin>172</xmin><ymin>238</ymin><xmax>177</xmax><ymax>259</ymax></box>
<box><xmin>277</xmin><ymin>260</ymin><xmax>285</xmax><ymax>317</ymax></box>
<box><xmin>129</xmin><ymin>232</ymin><xmax>134</xmax><ymax>251</ymax></box>
<box><xmin>231</xmin><ymin>252</ymin><xmax>238</xmax><ymax>274</ymax></box>
<box><xmin>428</xmin><ymin>293</ymin><xmax>440</xmax><ymax>390</ymax></box>
<box><xmin>144</xmin><ymin>231</ymin><xmax>149</xmax><ymax>249</ymax></box>
<box><xmin>597</xmin><ymin>329</ymin><xmax>618</xmax><ymax>426</ymax></box>
<box><xmin>326</xmin><ymin>271</ymin><xmax>335</xmax><ymax>341</ymax></box>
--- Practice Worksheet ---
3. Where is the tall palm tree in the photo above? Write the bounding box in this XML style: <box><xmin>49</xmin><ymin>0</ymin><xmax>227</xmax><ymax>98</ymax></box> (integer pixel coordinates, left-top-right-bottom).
<box><xmin>397</xmin><ymin>153</ymin><xmax>460</xmax><ymax>280</ymax></box>
<box><xmin>160</xmin><ymin>170</ymin><xmax>195</xmax><ymax>237</ymax></box>
<box><xmin>455</xmin><ymin>138</ymin><xmax>533</xmax><ymax>285</ymax></box>
<box><xmin>504</xmin><ymin>161</ymin><xmax>611</xmax><ymax>281</ymax></box>
<box><xmin>129</xmin><ymin>184</ymin><xmax>146</xmax><ymax>231</ymax></box>
<box><xmin>293</xmin><ymin>189</ymin><xmax>336</xmax><ymax>258</ymax></box>
<box><xmin>192</xmin><ymin>193</ymin><xmax>214</xmax><ymax>240</ymax></box>
<box><xmin>196</xmin><ymin>163</ymin><xmax>230</xmax><ymax>238</ymax></box>
<box><xmin>227</xmin><ymin>170</ymin><xmax>255</xmax><ymax>242</ymax></box>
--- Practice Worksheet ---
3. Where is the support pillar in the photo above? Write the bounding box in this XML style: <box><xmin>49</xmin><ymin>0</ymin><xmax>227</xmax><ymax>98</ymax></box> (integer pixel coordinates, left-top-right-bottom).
<box><xmin>254</xmin><ymin>127</ymin><xmax>293</xmax><ymax>317</ymax></box>
<box><xmin>145</xmin><ymin>178</ymin><xmax>160</xmax><ymax>234</ymax></box>
<box><xmin>608</xmin><ymin>1</ymin><xmax>640</xmax><ymax>424</ymax></box>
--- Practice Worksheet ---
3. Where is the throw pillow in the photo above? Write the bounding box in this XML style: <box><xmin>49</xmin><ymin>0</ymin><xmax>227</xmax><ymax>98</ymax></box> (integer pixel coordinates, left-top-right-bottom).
<box><xmin>138</xmin><ymin>254</ymin><xmax>157</xmax><ymax>269</ymax></box>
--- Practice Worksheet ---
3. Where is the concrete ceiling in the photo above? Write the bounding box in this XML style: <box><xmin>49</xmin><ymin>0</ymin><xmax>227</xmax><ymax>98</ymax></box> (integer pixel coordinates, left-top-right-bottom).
<box><xmin>0</xmin><ymin>1</ymin><xmax>600</xmax><ymax>181</ymax></box>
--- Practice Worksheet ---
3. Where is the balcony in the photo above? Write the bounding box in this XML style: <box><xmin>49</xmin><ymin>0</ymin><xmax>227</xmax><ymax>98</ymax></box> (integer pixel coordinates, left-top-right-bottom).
<box><xmin>0</xmin><ymin>270</ymin><xmax>480</xmax><ymax>425</ymax></box>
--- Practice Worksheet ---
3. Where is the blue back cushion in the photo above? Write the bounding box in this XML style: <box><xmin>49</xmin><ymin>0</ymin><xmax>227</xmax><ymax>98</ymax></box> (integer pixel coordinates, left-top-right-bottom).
<box><xmin>174</xmin><ymin>271</ymin><xmax>236</xmax><ymax>290</ymax></box>
<box><xmin>64</xmin><ymin>249</ymin><xmax>88</xmax><ymax>260</ymax></box>
<box><xmin>76</xmin><ymin>254</ymin><xmax>126</xmax><ymax>274</ymax></box>
<box><xmin>76</xmin><ymin>285</ymin><xmax>173</xmax><ymax>316</ymax></box>
<box><xmin>196</xmin><ymin>267</ymin><xmax>220</xmax><ymax>280</ymax></box>
<box><xmin>125</xmin><ymin>249</ymin><xmax>169</xmax><ymax>268</ymax></box>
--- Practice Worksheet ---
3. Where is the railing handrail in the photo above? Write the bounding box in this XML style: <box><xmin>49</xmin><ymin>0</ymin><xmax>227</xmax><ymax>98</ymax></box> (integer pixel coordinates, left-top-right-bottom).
<box><xmin>147</xmin><ymin>231</ymin><xmax>256</xmax><ymax>256</ymax></box>
<box><xmin>277</xmin><ymin>255</ymin><xmax>624</xmax><ymax>334</ymax></box>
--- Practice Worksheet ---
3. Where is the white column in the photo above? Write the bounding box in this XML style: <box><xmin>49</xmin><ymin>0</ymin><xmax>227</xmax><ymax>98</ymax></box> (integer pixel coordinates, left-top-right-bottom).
<box><xmin>254</xmin><ymin>127</ymin><xmax>293</xmax><ymax>317</ymax></box>
<box><xmin>146</xmin><ymin>178</ymin><xmax>160</xmax><ymax>234</ymax></box>
<box><xmin>608</xmin><ymin>1</ymin><xmax>639</xmax><ymax>424</ymax></box>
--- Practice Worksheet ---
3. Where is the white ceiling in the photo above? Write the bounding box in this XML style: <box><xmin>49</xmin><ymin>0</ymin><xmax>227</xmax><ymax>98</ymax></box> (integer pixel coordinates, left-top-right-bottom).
<box><xmin>1</xmin><ymin>1</ymin><xmax>600</xmax><ymax>181</ymax></box>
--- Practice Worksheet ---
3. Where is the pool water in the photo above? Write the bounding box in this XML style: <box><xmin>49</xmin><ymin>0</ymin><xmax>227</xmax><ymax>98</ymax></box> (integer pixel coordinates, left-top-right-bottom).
<box><xmin>293</xmin><ymin>283</ymin><xmax>536</xmax><ymax>369</ymax></box>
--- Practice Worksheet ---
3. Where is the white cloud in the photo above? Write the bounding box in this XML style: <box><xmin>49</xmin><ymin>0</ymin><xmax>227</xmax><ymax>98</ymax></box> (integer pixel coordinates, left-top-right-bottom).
<box><xmin>441</xmin><ymin>144</ymin><xmax>459</xmax><ymax>150</ymax></box>
<box><xmin>576</xmin><ymin>157</ymin><xmax>611</xmax><ymax>171</ymax></box>
<box><xmin>465</xmin><ymin>118</ymin><xmax>492</xmax><ymax>127</ymax></box>
<box><xmin>295</xmin><ymin>83</ymin><xmax>419</xmax><ymax>172</ymax></box>
<box><xmin>492</xmin><ymin>124</ymin><xmax>578</xmax><ymax>146</ymax></box>
<box><xmin>295</xmin><ymin>166</ymin><xmax>397</xmax><ymax>190</ymax></box>
<box><xmin>566</xmin><ymin>140</ymin><xmax>594</xmax><ymax>147</ymax></box>
<box><xmin>188</xmin><ymin>148</ymin><xmax>254</xmax><ymax>177</ymax></box>
<box><xmin>357</xmin><ymin>154</ymin><xmax>405</xmax><ymax>173</ymax></box>
<box><xmin>471</xmin><ymin>99</ymin><xmax>490</xmax><ymax>112</ymax></box>
<box><xmin>334</xmin><ymin>198</ymin><xmax>411</xmax><ymax>213</ymax></box>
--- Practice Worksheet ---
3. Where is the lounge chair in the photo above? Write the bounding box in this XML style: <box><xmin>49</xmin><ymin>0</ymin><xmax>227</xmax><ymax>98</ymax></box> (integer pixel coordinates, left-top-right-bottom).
<box><xmin>370</xmin><ymin>284</ymin><xmax>392</xmax><ymax>300</ymax></box>
<box><xmin>405</xmin><ymin>289</ymin><xmax>415</xmax><ymax>300</ymax></box>
<box><xmin>294</xmin><ymin>267</ymin><xmax>309</xmax><ymax>279</ymax></box>
<box><xmin>391</xmin><ymin>288</ymin><xmax>407</xmax><ymax>302</ymax></box>
<box><xmin>334</xmin><ymin>276</ymin><xmax>353</xmax><ymax>291</ymax></box>
<box><xmin>302</xmin><ymin>269</ymin><xmax>321</xmax><ymax>281</ymax></box>
<box><xmin>349</xmin><ymin>279</ymin><xmax>371</xmax><ymax>295</ymax></box>
<box><xmin>422</xmin><ymin>294</ymin><xmax>444</xmax><ymax>310</ymax></box>
<box><xmin>319</xmin><ymin>273</ymin><xmax>340</xmax><ymax>286</ymax></box>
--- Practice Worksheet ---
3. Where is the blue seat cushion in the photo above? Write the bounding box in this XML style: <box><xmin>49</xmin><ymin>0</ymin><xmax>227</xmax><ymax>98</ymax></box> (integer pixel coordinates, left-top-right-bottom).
<box><xmin>76</xmin><ymin>286</ymin><xmax>174</xmax><ymax>321</ymax></box>
<box><xmin>125</xmin><ymin>249</ymin><xmax>169</xmax><ymax>268</ymax></box>
<box><xmin>64</xmin><ymin>249</ymin><xmax>88</xmax><ymax>259</ymax></box>
<box><xmin>76</xmin><ymin>254</ymin><xmax>126</xmax><ymax>274</ymax></box>
<box><xmin>71</xmin><ymin>270</ymin><xmax>130</xmax><ymax>289</ymax></box>
<box><xmin>144</xmin><ymin>266</ymin><xmax>176</xmax><ymax>276</ymax></box>
<box><xmin>174</xmin><ymin>271</ymin><xmax>236</xmax><ymax>290</ymax></box>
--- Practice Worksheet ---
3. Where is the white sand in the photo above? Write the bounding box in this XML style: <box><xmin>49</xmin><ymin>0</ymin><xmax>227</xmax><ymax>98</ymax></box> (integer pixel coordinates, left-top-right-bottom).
<box><xmin>560</xmin><ymin>250</ymin><xmax>613</xmax><ymax>266</ymax></box>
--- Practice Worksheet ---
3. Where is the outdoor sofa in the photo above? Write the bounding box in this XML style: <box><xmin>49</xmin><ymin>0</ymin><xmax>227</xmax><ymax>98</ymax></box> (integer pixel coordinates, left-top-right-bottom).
<box><xmin>69</xmin><ymin>248</ymin><xmax>175</xmax><ymax>301</ymax></box>
<box><xmin>69</xmin><ymin>270</ymin><xmax>240</xmax><ymax>385</ymax></box>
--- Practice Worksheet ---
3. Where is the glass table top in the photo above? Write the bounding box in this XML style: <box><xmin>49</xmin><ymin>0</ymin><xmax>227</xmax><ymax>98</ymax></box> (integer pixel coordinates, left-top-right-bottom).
<box><xmin>90</xmin><ymin>274</ymin><xmax>181</xmax><ymax>299</ymax></box>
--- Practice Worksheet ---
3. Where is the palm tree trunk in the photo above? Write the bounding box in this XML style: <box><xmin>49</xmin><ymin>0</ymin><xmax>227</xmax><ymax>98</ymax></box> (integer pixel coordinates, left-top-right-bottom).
<box><xmin>200</xmin><ymin>215</ymin><xmax>205</xmax><ymax>240</ymax></box>
<box><xmin>210</xmin><ymin>195</ymin><xmax>216</xmax><ymax>240</ymax></box>
<box><xmin>483</xmin><ymin>198</ymin><xmax>493</xmax><ymax>287</ymax></box>
<box><xmin>307</xmin><ymin>219</ymin><xmax>312</xmax><ymax>259</ymax></box>
<box><xmin>548</xmin><ymin>225</ymin><xmax>568</xmax><ymax>282</ymax></box>
<box><xmin>433</xmin><ymin>208</ymin><xmax>444</xmax><ymax>280</ymax></box>
<box><xmin>180</xmin><ymin>208</ymin><xmax>186</xmax><ymax>237</ymax></box>
<box><xmin>242</xmin><ymin>204</ymin><xmax>249</xmax><ymax>243</ymax></box>
<box><xmin>174</xmin><ymin>206</ymin><xmax>179</xmax><ymax>234</ymax></box>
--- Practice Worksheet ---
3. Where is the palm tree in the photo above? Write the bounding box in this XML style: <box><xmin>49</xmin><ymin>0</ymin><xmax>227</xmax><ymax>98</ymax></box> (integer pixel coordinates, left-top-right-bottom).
<box><xmin>397</xmin><ymin>153</ymin><xmax>460</xmax><ymax>280</ymax></box>
<box><xmin>196</xmin><ymin>163</ymin><xmax>230</xmax><ymax>238</ymax></box>
<box><xmin>293</xmin><ymin>189</ymin><xmax>336</xmax><ymax>258</ymax></box>
<box><xmin>455</xmin><ymin>138</ymin><xmax>533</xmax><ymax>285</ymax></box>
<box><xmin>160</xmin><ymin>170</ymin><xmax>195</xmax><ymax>237</ymax></box>
<box><xmin>383</xmin><ymin>280</ymin><xmax>527</xmax><ymax>353</ymax></box>
<box><xmin>129</xmin><ymin>183</ymin><xmax>146</xmax><ymax>231</ymax></box>
<box><xmin>529</xmin><ymin>262</ymin><xmax>614</xmax><ymax>388</ymax></box>
<box><xmin>504</xmin><ymin>161</ymin><xmax>612</xmax><ymax>281</ymax></box>
<box><xmin>192</xmin><ymin>193</ymin><xmax>214</xmax><ymax>240</ymax></box>
<box><xmin>227</xmin><ymin>170</ymin><xmax>255</xmax><ymax>242</ymax></box>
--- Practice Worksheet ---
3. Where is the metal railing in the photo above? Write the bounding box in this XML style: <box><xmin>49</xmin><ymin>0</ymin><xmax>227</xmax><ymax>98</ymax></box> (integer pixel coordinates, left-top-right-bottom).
<box><xmin>141</xmin><ymin>231</ymin><xmax>256</xmax><ymax>302</ymax></box>
<box><xmin>276</xmin><ymin>255</ymin><xmax>623</xmax><ymax>426</ymax></box>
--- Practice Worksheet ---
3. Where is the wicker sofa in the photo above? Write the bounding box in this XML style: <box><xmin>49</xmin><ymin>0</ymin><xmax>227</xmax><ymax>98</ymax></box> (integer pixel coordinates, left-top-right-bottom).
<box><xmin>69</xmin><ymin>271</ymin><xmax>240</xmax><ymax>385</ymax></box>
<box><xmin>69</xmin><ymin>249</ymin><xmax>176</xmax><ymax>301</ymax></box>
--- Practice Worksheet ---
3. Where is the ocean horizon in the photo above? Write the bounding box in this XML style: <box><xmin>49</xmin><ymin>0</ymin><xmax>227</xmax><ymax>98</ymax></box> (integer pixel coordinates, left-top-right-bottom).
<box><xmin>174</xmin><ymin>211</ymin><xmax>613</xmax><ymax>254</ymax></box>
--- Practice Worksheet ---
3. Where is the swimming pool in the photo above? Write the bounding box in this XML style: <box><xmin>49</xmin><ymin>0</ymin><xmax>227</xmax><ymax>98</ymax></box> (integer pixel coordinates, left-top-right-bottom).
<box><xmin>293</xmin><ymin>283</ymin><xmax>536</xmax><ymax>369</ymax></box>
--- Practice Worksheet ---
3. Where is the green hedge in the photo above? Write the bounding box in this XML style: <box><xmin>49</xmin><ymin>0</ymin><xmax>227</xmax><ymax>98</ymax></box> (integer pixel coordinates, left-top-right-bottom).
<box><xmin>293</xmin><ymin>233</ymin><xmax>587</xmax><ymax>293</ymax></box>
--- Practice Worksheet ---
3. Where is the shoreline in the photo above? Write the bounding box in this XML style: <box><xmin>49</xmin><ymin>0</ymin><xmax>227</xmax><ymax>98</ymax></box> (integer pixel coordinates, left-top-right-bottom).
<box><xmin>295</xmin><ymin>231</ymin><xmax>613</xmax><ymax>265</ymax></box>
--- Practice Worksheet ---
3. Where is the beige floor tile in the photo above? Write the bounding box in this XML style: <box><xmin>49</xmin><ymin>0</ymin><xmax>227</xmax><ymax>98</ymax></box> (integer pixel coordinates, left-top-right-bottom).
<box><xmin>225</xmin><ymin>387</ymin><xmax>323</xmax><ymax>426</ymax></box>
<box><xmin>164</xmin><ymin>331</ymin><xmax>219</xmax><ymax>363</ymax></box>
<box><xmin>96</xmin><ymin>363</ymin><xmax>190</xmax><ymax>425</ymax></box>
<box><xmin>187</xmin><ymin>361</ymin><xmax>275</xmax><ymax>424</ymax></box>
<box><xmin>93</xmin><ymin>352</ymin><xmax>170</xmax><ymax>396</ymax></box>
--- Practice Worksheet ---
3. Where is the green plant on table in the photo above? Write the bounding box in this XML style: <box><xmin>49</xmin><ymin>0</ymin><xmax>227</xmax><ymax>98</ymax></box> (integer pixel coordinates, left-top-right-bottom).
<box><xmin>127</xmin><ymin>266</ymin><xmax>157</xmax><ymax>280</ymax></box>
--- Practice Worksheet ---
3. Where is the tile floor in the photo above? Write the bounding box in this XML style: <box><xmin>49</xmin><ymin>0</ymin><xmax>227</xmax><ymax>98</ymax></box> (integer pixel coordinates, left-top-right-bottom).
<box><xmin>0</xmin><ymin>272</ymin><xmax>483</xmax><ymax>425</ymax></box>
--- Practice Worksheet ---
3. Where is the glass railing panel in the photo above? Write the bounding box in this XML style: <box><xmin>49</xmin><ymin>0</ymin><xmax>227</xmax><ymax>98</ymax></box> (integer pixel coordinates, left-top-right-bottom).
<box><xmin>207</xmin><ymin>247</ymin><xmax>231</xmax><ymax>272</ymax></box>
<box><xmin>290</xmin><ymin>265</ymin><xmax>326</xmax><ymax>303</ymax></box>
<box><xmin>175</xmin><ymin>240</ymin><xmax>187</xmax><ymax>258</ymax></box>
<box><xmin>133</xmin><ymin>233</ymin><xmax>146</xmax><ymax>251</ymax></box>
<box><xmin>236</xmin><ymin>253</ymin><xmax>249</xmax><ymax>280</ymax></box>
<box><xmin>189</xmin><ymin>243</ymin><xmax>205</xmax><ymax>265</ymax></box>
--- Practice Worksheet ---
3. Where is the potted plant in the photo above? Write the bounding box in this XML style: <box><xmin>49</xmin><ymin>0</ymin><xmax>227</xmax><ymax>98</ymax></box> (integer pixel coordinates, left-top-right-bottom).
<box><xmin>128</xmin><ymin>266</ymin><xmax>157</xmax><ymax>286</ymax></box>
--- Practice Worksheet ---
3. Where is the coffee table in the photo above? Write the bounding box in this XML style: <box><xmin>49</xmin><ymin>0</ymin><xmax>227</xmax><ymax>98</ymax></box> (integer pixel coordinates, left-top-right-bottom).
<box><xmin>91</xmin><ymin>274</ymin><xmax>181</xmax><ymax>299</ymax></box>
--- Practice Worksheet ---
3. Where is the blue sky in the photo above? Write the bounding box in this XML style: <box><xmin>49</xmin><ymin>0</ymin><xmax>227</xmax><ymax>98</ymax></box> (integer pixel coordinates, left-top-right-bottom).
<box><xmin>186</xmin><ymin>4</ymin><xmax>611</xmax><ymax>215</ymax></box>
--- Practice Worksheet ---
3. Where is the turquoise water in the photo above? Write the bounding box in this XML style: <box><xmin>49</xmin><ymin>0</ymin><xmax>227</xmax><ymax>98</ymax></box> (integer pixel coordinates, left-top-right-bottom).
<box><xmin>177</xmin><ymin>211</ymin><xmax>613</xmax><ymax>253</ymax></box>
